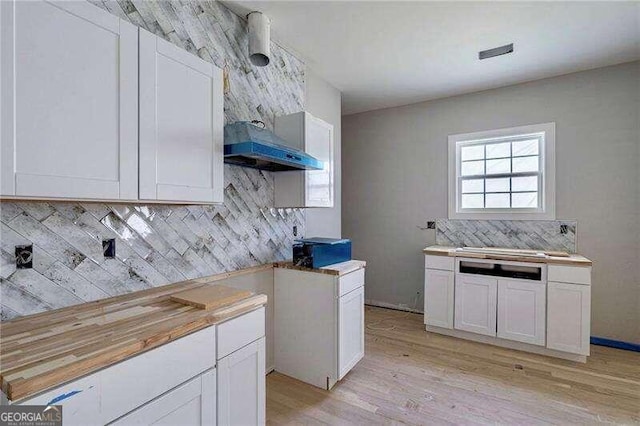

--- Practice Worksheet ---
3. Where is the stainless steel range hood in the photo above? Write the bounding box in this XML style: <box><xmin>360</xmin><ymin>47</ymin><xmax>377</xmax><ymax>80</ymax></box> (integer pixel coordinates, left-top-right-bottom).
<box><xmin>223</xmin><ymin>121</ymin><xmax>323</xmax><ymax>172</ymax></box>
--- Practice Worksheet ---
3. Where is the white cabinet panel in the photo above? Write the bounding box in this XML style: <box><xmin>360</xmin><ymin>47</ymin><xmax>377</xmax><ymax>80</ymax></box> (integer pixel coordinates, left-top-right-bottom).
<box><xmin>101</xmin><ymin>326</ymin><xmax>216</xmax><ymax>424</ymax></box>
<box><xmin>18</xmin><ymin>370</ymin><xmax>101</xmax><ymax>426</ymax></box>
<box><xmin>497</xmin><ymin>279</ymin><xmax>546</xmax><ymax>346</ymax></box>
<box><xmin>454</xmin><ymin>275</ymin><xmax>497</xmax><ymax>336</ymax></box>
<box><xmin>338</xmin><ymin>268</ymin><xmax>365</xmax><ymax>297</ymax></box>
<box><xmin>217</xmin><ymin>337</ymin><xmax>266</xmax><ymax>426</ymax></box>
<box><xmin>1</xmin><ymin>0</ymin><xmax>138</xmax><ymax>199</ymax></box>
<box><xmin>139</xmin><ymin>29</ymin><xmax>223</xmax><ymax>203</ymax></box>
<box><xmin>425</xmin><ymin>255</ymin><xmax>454</xmax><ymax>271</ymax></box>
<box><xmin>217</xmin><ymin>307</ymin><xmax>265</xmax><ymax>360</ymax></box>
<box><xmin>111</xmin><ymin>370</ymin><xmax>215</xmax><ymax>426</ymax></box>
<box><xmin>304</xmin><ymin>116</ymin><xmax>334</xmax><ymax>207</ymax></box>
<box><xmin>547</xmin><ymin>282</ymin><xmax>591</xmax><ymax>355</ymax></box>
<box><xmin>424</xmin><ymin>269</ymin><xmax>454</xmax><ymax>328</ymax></box>
<box><xmin>338</xmin><ymin>286</ymin><xmax>365</xmax><ymax>380</ymax></box>
<box><xmin>548</xmin><ymin>265</ymin><xmax>591</xmax><ymax>285</ymax></box>
<box><xmin>274</xmin><ymin>112</ymin><xmax>334</xmax><ymax>208</ymax></box>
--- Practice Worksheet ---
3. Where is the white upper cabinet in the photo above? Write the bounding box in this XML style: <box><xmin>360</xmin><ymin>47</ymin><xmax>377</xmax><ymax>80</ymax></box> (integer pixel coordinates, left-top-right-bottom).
<box><xmin>274</xmin><ymin>112</ymin><xmax>334</xmax><ymax>208</ymax></box>
<box><xmin>139</xmin><ymin>29</ymin><xmax>224</xmax><ymax>204</ymax></box>
<box><xmin>1</xmin><ymin>1</ymin><xmax>224</xmax><ymax>204</ymax></box>
<box><xmin>1</xmin><ymin>0</ymin><xmax>138</xmax><ymax>200</ymax></box>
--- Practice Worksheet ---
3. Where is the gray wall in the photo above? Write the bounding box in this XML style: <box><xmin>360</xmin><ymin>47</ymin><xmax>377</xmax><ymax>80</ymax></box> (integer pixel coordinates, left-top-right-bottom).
<box><xmin>0</xmin><ymin>1</ymin><xmax>310</xmax><ymax>320</ymax></box>
<box><xmin>304</xmin><ymin>69</ymin><xmax>343</xmax><ymax>238</ymax></box>
<box><xmin>343</xmin><ymin>61</ymin><xmax>639</xmax><ymax>343</ymax></box>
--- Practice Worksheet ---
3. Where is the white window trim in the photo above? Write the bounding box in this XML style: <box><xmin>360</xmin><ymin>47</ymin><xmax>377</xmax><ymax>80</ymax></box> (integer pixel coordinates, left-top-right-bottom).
<box><xmin>448</xmin><ymin>122</ymin><xmax>556</xmax><ymax>220</ymax></box>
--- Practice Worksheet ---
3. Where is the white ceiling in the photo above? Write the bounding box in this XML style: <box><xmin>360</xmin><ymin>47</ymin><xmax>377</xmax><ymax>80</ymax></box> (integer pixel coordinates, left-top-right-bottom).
<box><xmin>224</xmin><ymin>1</ymin><xmax>640</xmax><ymax>115</ymax></box>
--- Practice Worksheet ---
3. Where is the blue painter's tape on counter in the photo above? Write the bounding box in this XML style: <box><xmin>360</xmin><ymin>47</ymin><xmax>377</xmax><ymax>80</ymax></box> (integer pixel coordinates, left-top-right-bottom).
<box><xmin>46</xmin><ymin>390</ymin><xmax>82</xmax><ymax>405</ymax></box>
<box><xmin>590</xmin><ymin>337</ymin><xmax>640</xmax><ymax>352</ymax></box>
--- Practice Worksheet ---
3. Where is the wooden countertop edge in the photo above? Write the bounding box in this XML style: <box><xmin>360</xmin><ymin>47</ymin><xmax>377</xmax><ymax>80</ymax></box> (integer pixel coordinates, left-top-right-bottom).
<box><xmin>274</xmin><ymin>260</ymin><xmax>367</xmax><ymax>276</ymax></box>
<box><xmin>2</xmin><ymin>294</ymin><xmax>268</xmax><ymax>402</ymax></box>
<box><xmin>422</xmin><ymin>247</ymin><xmax>592</xmax><ymax>266</ymax></box>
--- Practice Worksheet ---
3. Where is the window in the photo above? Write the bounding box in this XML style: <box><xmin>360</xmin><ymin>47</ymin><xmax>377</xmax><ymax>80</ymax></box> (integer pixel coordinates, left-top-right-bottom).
<box><xmin>448</xmin><ymin>123</ymin><xmax>555</xmax><ymax>220</ymax></box>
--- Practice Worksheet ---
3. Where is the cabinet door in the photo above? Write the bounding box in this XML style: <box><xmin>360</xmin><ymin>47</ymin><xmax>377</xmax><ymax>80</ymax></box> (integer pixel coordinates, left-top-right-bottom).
<box><xmin>304</xmin><ymin>116</ymin><xmax>334</xmax><ymax>207</ymax></box>
<box><xmin>217</xmin><ymin>337</ymin><xmax>265</xmax><ymax>426</ymax></box>
<box><xmin>338</xmin><ymin>286</ymin><xmax>365</xmax><ymax>380</ymax></box>
<box><xmin>274</xmin><ymin>112</ymin><xmax>334</xmax><ymax>208</ymax></box>
<box><xmin>111</xmin><ymin>370</ymin><xmax>216</xmax><ymax>426</ymax></box>
<box><xmin>454</xmin><ymin>275</ymin><xmax>497</xmax><ymax>336</ymax></box>
<box><xmin>547</xmin><ymin>282</ymin><xmax>591</xmax><ymax>355</ymax></box>
<box><xmin>497</xmin><ymin>279</ymin><xmax>546</xmax><ymax>346</ymax></box>
<box><xmin>424</xmin><ymin>269</ymin><xmax>454</xmax><ymax>328</ymax></box>
<box><xmin>139</xmin><ymin>29</ymin><xmax>223</xmax><ymax>203</ymax></box>
<box><xmin>1</xmin><ymin>0</ymin><xmax>138</xmax><ymax>200</ymax></box>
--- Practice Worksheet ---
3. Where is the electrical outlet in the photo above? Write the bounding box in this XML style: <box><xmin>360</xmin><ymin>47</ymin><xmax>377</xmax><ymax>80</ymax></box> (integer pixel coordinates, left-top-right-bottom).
<box><xmin>427</xmin><ymin>221</ymin><xmax>436</xmax><ymax>229</ymax></box>
<box><xmin>293</xmin><ymin>225</ymin><xmax>298</xmax><ymax>237</ymax></box>
<box><xmin>102</xmin><ymin>238</ymin><xmax>116</xmax><ymax>258</ymax></box>
<box><xmin>560</xmin><ymin>224</ymin><xmax>568</xmax><ymax>235</ymax></box>
<box><xmin>15</xmin><ymin>245</ymin><xmax>33</xmax><ymax>269</ymax></box>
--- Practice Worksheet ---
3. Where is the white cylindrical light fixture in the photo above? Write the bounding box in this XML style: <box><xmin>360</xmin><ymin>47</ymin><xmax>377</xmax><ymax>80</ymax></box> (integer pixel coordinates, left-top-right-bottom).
<box><xmin>247</xmin><ymin>11</ymin><xmax>270</xmax><ymax>67</ymax></box>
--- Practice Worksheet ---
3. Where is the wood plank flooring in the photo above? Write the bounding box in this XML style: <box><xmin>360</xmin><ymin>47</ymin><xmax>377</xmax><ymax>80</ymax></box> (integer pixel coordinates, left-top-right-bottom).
<box><xmin>266</xmin><ymin>306</ymin><xmax>640</xmax><ymax>425</ymax></box>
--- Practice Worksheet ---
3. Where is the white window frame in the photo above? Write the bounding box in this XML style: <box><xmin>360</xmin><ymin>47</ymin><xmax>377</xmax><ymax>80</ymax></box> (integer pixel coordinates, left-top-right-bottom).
<box><xmin>448</xmin><ymin>122</ymin><xmax>556</xmax><ymax>220</ymax></box>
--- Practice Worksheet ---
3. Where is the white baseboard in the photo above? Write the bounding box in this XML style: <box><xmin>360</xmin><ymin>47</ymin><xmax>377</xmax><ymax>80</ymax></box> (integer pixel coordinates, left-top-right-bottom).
<box><xmin>426</xmin><ymin>325</ymin><xmax>587</xmax><ymax>363</ymax></box>
<box><xmin>365</xmin><ymin>299</ymin><xmax>423</xmax><ymax>314</ymax></box>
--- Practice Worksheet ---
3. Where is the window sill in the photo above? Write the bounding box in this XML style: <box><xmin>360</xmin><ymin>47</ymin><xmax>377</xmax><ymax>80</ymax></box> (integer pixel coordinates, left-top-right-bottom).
<box><xmin>448</xmin><ymin>210</ymin><xmax>556</xmax><ymax>221</ymax></box>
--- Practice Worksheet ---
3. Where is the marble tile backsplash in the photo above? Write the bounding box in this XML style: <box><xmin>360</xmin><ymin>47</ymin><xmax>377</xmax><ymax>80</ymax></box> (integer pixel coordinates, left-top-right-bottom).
<box><xmin>0</xmin><ymin>1</ymin><xmax>306</xmax><ymax>320</ymax></box>
<box><xmin>436</xmin><ymin>219</ymin><xmax>577</xmax><ymax>253</ymax></box>
<box><xmin>1</xmin><ymin>167</ymin><xmax>304</xmax><ymax>320</ymax></box>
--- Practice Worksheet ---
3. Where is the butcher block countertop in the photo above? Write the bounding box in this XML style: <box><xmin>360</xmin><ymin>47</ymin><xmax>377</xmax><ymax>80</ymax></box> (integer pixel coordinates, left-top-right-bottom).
<box><xmin>0</xmin><ymin>266</ymin><xmax>269</xmax><ymax>402</ymax></box>
<box><xmin>423</xmin><ymin>245</ymin><xmax>592</xmax><ymax>266</ymax></box>
<box><xmin>274</xmin><ymin>259</ymin><xmax>366</xmax><ymax>276</ymax></box>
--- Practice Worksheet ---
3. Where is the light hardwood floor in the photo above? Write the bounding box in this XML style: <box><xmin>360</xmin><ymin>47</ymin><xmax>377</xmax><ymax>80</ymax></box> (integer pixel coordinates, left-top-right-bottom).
<box><xmin>266</xmin><ymin>306</ymin><xmax>640</xmax><ymax>425</ymax></box>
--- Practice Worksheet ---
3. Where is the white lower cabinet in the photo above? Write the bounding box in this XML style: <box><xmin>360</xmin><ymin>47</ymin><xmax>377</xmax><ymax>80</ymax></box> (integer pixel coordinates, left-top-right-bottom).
<box><xmin>111</xmin><ymin>370</ymin><xmax>216</xmax><ymax>426</ymax></box>
<box><xmin>4</xmin><ymin>308</ymin><xmax>267</xmax><ymax>426</ymax></box>
<box><xmin>497</xmin><ymin>279</ymin><xmax>546</xmax><ymax>346</ymax></box>
<box><xmin>101</xmin><ymin>327</ymin><xmax>216</xmax><ymax>423</ymax></box>
<box><xmin>547</xmin><ymin>281</ymin><xmax>591</xmax><ymax>355</ymax></box>
<box><xmin>217</xmin><ymin>338</ymin><xmax>266</xmax><ymax>426</ymax></box>
<box><xmin>274</xmin><ymin>262</ymin><xmax>366</xmax><ymax>390</ymax></box>
<box><xmin>424</xmin><ymin>269</ymin><xmax>454</xmax><ymax>329</ymax></box>
<box><xmin>16</xmin><ymin>370</ymin><xmax>102</xmax><ymax>426</ymax></box>
<box><xmin>338</xmin><ymin>287</ymin><xmax>365</xmax><ymax>379</ymax></box>
<box><xmin>425</xmin><ymin>252</ymin><xmax>593</xmax><ymax>362</ymax></box>
<box><xmin>454</xmin><ymin>275</ymin><xmax>498</xmax><ymax>336</ymax></box>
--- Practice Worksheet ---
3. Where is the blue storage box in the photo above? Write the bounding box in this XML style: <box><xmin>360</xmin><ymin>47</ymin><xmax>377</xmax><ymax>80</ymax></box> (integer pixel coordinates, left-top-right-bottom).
<box><xmin>292</xmin><ymin>238</ymin><xmax>352</xmax><ymax>269</ymax></box>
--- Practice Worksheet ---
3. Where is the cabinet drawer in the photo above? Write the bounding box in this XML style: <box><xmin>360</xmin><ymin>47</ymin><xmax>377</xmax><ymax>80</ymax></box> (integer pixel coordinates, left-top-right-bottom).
<box><xmin>111</xmin><ymin>369</ymin><xmax>215</xmax><ymax>426</ymax></box>
<box><xmin>339</xmin><ymin>268</ymin><xmax>365</xmax><ymax>297</ymax></box>
<box><xmin>425</xmin><ymin>255</ymin><xmax>454</xmax><ymax>271</ymax></box>
<box><xmin>548</xmin><ymin>265</ymin><xmax>591</xmax><ymax>285</ymax></box>
<box><xmin>18</xmin><ymin>370</ymin><xmax>101</xmax><ymax>426</ymax></box>
<box><xmin>217</xmin><ymin>307</ymin><xmax>265</xmax><ymax>359</ymax></box>
<box><xmin>101</xmin><ymin>326</ymin><xmax>216</xmax><ymax>424</ymax></box>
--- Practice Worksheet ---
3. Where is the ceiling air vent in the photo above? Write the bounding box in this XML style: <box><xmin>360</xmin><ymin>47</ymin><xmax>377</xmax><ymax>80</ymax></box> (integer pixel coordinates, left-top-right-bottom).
<box><xmin>479</xmin><ymin>43</ymin><xmax>514</xmax><ymax>60</ymax></box>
